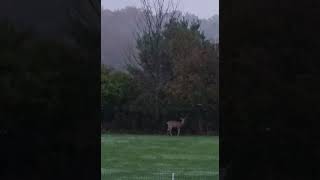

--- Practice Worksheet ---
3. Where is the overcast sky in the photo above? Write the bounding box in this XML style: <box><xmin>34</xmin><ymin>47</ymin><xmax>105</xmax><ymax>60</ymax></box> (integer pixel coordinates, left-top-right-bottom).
<box><xmin>102</xmin><ymin>0</ymin><xmax>219</xmax><ymax>19</ymax></box>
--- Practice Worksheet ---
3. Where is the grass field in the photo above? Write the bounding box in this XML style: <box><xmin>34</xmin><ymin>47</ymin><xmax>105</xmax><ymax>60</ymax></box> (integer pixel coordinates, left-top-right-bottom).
<box><xmin>101</xmin><ymin>134</ymin><xmax>219</xmax><ymax>179</ymax></box>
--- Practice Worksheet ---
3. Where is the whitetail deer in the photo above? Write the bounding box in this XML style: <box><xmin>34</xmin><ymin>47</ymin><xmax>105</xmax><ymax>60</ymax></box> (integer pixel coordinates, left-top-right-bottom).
<box><xmin>166</xmin><ymin>117</ymin><xmax>186</xmax><ymax>136</ymax></box>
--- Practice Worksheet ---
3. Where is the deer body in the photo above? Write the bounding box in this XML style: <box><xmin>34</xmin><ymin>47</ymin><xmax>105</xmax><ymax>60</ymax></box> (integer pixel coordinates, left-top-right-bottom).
<box><xmin>166</xmin><ymin>118</ymin><xmax>185</xmax><ymax>136</ymax></box>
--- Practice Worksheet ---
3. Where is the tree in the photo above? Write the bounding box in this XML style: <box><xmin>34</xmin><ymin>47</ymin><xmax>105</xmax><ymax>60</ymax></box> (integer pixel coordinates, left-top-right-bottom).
<box><xmin>101</xmin><ymin>65</ymin><xmax>139</xmax><ymax>131</ymax></box>
<box><xmin>126</xmin><ymin>0</ymin><xmax>180</xmax><ymax>126</ymax></box>
<box><xmin>101</xmin><ymin>65</ymin><xmax>133</xmax><ymax>107</ymax></box>
<box><xmin>126</xmin><ymin>2</ymin><xmax>219</xmax><ymax>133</ymax></box>
<box><xmin>162</xmin><ymin>18</ymin><xmax>219</xmax><ymax>133</ymax></box>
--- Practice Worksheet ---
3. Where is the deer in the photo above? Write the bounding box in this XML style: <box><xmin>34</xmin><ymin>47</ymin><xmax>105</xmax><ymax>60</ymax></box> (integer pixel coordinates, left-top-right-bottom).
<box><xmin>166</xmin><ymin>117</ymin><xmax>186</xmax><ymax>136</ymax></box>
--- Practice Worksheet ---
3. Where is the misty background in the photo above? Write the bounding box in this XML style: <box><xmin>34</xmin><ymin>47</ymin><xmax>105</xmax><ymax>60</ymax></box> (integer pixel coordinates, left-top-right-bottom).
<box><xmin>102</xmin><ymin>1</ymin><xmax>219</xmax><ymax>69</ymax></box>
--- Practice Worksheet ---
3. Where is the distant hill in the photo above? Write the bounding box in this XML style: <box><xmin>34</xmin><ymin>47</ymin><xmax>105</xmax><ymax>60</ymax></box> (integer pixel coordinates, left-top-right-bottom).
<box><xmin>102</xmin><ymin>7</ymin><xmax>219</xmax><ymax>69</ymax></box>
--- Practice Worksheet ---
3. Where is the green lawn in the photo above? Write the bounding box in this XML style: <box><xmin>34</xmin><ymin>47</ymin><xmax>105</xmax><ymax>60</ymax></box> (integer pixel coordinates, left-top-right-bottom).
<box><xmin>101</xmin><ymin>134</ymin><xmax>219</xmax><ymax>179</ymax></box>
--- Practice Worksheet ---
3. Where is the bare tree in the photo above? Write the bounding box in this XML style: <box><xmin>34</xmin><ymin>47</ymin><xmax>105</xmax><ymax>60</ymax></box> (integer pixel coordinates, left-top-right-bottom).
<box><xmin>126</xmin><ymin>0</ymin><xmax>181</xmax><ymax>125</ymax></box>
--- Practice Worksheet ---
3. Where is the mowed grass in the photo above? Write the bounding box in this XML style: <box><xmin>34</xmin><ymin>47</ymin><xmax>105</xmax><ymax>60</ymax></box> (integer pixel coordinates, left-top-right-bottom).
<box><xmin>101</xmin><ymin>134</ymin><xmax>219</xmax><ymax>179</ymax></box>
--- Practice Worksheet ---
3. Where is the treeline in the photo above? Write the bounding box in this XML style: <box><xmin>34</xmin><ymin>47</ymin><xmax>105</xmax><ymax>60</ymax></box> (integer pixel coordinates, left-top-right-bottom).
<box><xmin>101</xmin><ymin>15</ymin><xmax>219</xmax><ymax>135</ymax></box>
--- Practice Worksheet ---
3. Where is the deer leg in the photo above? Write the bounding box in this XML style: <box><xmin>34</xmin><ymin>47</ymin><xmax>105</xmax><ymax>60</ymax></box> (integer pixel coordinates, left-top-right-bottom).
<box><xmin>177</xmin><ymin>128</ymin><xmax>180</xmax><ymax>136</ymax></box>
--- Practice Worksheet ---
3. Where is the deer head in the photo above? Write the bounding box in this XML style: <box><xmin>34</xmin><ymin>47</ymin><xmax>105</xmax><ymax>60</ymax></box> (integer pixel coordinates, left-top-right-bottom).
<box><xmin>180</xmin><ymin>114</ymin><xmax>189</xmax><ymax>124</ymax></box>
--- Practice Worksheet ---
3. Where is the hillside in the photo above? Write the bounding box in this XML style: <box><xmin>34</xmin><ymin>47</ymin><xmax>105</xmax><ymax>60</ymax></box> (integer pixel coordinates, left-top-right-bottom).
<box><xmin>102</xmin><ymin>7</ymin><xmax>219</xmax><ymax>69</ymax></box>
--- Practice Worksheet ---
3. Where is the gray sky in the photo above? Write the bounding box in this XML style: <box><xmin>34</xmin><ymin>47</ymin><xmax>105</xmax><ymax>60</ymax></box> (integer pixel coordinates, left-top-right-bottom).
<box><xmin>102</xmin><ymin>0</ymin><xmax>219</xmax><ymax>19</ymax></box>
